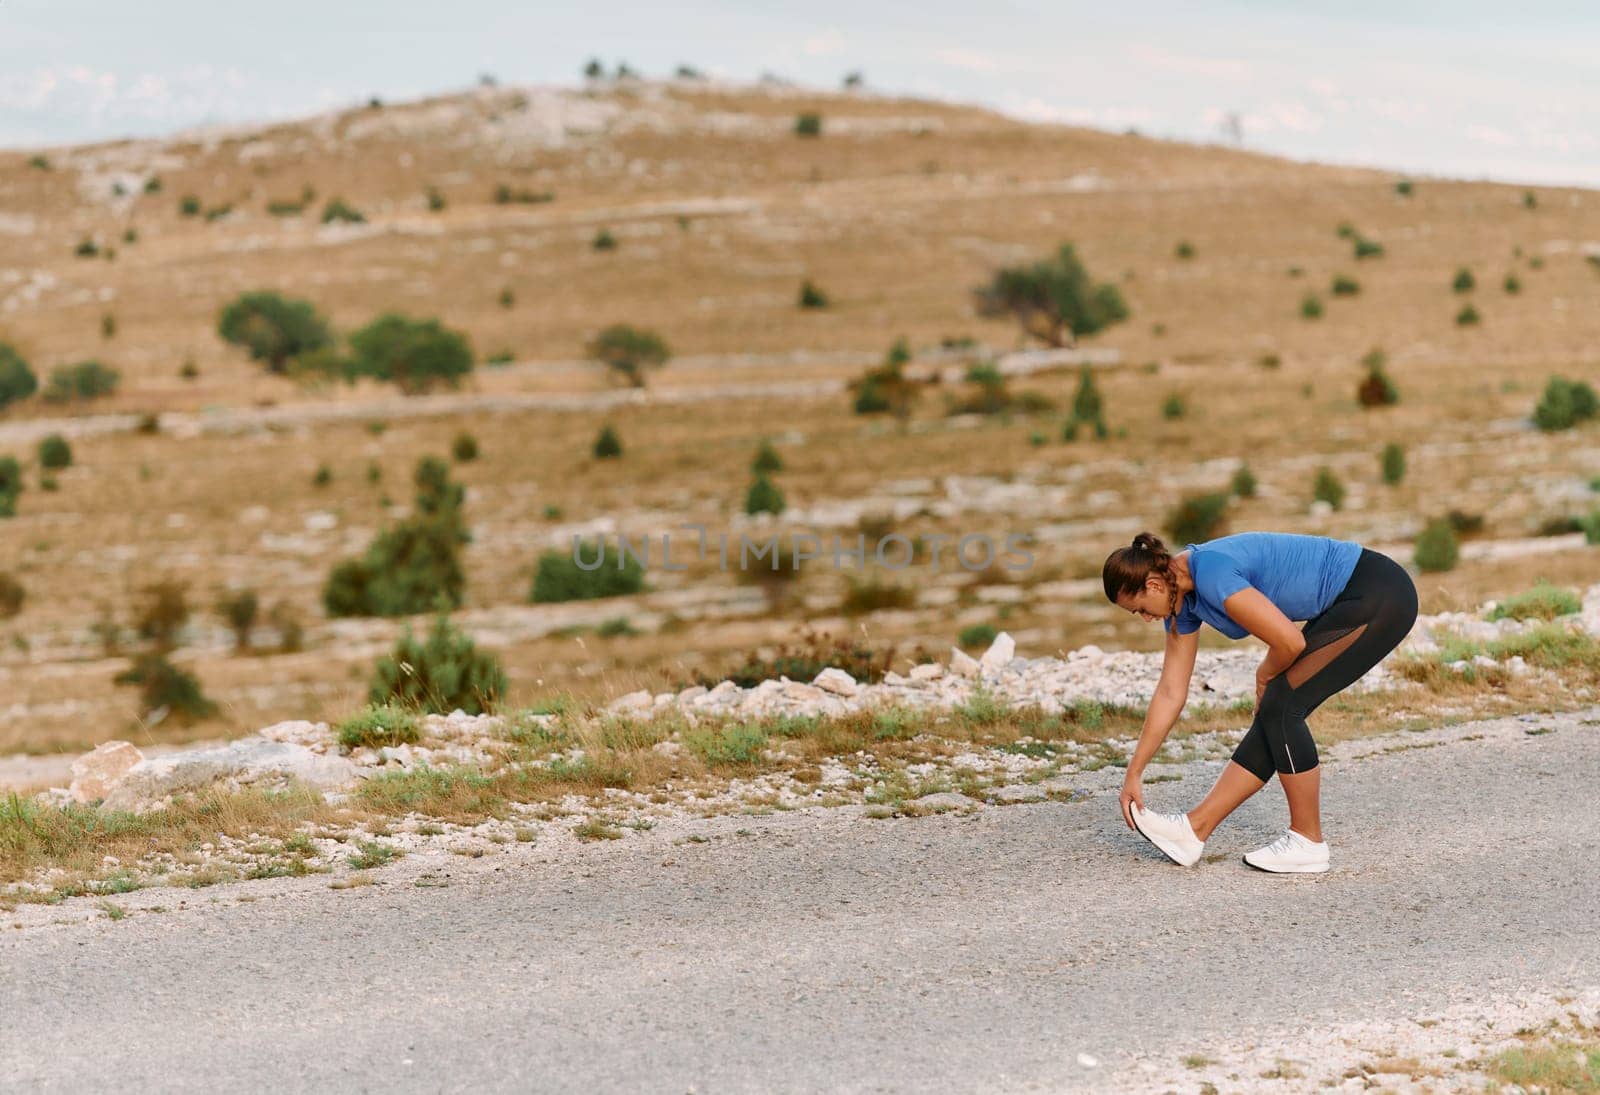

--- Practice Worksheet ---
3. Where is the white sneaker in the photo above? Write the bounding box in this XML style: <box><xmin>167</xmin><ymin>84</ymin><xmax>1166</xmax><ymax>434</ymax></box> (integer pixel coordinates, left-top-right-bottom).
<box><xmin>1243</xmin><ymin>829</ymin><xmax>1330</xmax><ymax>874</ymax></box>
<box><xmin>1131</xmin><ymin>804</ymin><xmax>1205</xmax><ymax>866</ymax></box>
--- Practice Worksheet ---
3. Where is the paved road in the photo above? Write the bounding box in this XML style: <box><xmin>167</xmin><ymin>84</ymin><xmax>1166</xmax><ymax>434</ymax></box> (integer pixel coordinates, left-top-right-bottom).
<box><xmin>3</xmin><ymin>711</ymin><xmax>1596</xmax><ymax>1093</ymax></box>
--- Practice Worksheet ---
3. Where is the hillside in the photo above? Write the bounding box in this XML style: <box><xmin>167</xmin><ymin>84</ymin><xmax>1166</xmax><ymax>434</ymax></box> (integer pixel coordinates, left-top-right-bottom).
<box><xmin>0</xmin><ymin>76</ymin><xmax>1597</xmax><ymax>754</ymax></box>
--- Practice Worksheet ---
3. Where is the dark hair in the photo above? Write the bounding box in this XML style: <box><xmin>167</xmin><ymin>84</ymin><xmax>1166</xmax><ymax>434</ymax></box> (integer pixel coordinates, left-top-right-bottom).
<box><xmin>1102</xmin><ymin>530</ymin><xmax>1181</xmax><ymax>621</ymax></box>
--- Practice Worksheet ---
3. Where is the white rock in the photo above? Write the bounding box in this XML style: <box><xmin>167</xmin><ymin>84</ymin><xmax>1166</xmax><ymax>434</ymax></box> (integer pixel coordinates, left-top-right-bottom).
<box><xmin>101</xmin><ymin>739</ymin><xmax>359</xmax><ymax>813</ymax></box>
<box><xmin>69</xmin><ymin>741</ymin><xmax>144</xmax><ymax>803</ymax></box>
<box><xmin>908</xmin><ymin>664</ymin><xmax>944</xmax><ymax>681</ymax></box>
<box><xmin>990</xmin><ymin>784</ymin><xmax>1046</xmax><ymax>804</ymax></box>
<box><xmin>783</xmin><ymin>682</ymin><xmax>825</xmax><ymax>703</ymax></box>
<box><xmin>608</xmin><ymin>689</ymin><xmax>652</xmax><ymax>713</ymax></box>
<box><xmin>949</xmin><ymin>647</ymin><xmax>981</xmax><ymax>678</ymax></box>
<box><xmin>913</xmin><ymin>791</ymin><xmax>978</xmax><ymax>812</ymax></box>
<box><xmin>258</xmin><ymin>719</ymin><xmax>329</xmax><ymax>746</ymax></box>
<box><xmin>812</xmin><ymin>667</ymin><xmax>858</xmax><ymax>696</ymax></box>
<box><xmin>979</xmin><ymin>632</ymin><xmax>1016</xmax><ymax>672</ymax></box>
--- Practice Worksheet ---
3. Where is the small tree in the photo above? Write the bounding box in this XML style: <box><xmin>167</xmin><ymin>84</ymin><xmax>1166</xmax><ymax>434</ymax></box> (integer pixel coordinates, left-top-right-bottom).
<box><xmin>798</xmin><ymin>280</ymin><xmax>829</xmax><ymax>309</ymax></box>
<box><xmin>217</xmin><ymin>292</ymin><xmax>333</xmax><ymax>374</ymax></box>
<box><xmin>113</xmin><ymin>653</ymin><xmax>217</xmax><ymax>723</ymax></box>
<box><xmin>588</xmin><ymin>325</ymin><xmax>670</xmax><ymax>387</ymax></box>
<box><xmin>1330</xmin><ymin>274</ymin><xmax>1360</xmax><ymax>296</ymax></box>
<box><xmin>348</xmin><ymin>313</ymin><xmax>474</xmax><ymax>394</ymax></box>
<box><xmin>1452</xmin><ymin>267</ymin><xmax>1475</xmax><ymax>292</ymax></box>
<box><xmin>368</xmin><ymin>613</ymin><xmax>507</xmax><ymax>715</ymax></box>
<box><xmin>320</xmin><ymin>197</ymin><xmax>365</xmax><ymax>224</ymax></box>
<box><xmin>795</xmin><ymin>112</ymin><xmax>822</xmax><ymax>137</ymax></box>
<box><xmin>752</xmin><ymin>439</ymin><xmax>784</xmax><ymax>474</ymax></box>
<box><xmin>1456</xmin><ymin>304</ymin><xmax>1480</xmax><ymax>326</ymax></box>
<box><xmin>215</xmin><ymin>588</ymin><xmax>259</xmax><ymax>653</ymax></box>
<box><xmin>1166</xmin><ymin>492</ymin><xmax>1229</xmax><ymax>544</ymax></box>
<box><xmin>592</xmin><ymin>227</ymin><xmax>617</xmax><ymax>251</ymax></box>
<box><xmin>850</xmin><ymin>337</ymin><xmax>919</xmax><ymax>424</ymax></box>
<box><xmin>745</xmin><ymin>473</ymin><xmax>786</xmax><ymax>516</ymax></box>
<box><xmin>1231</xmin><ymin>464</ymin><xmax>1257</xmax><ymax>498</ymax></box>
<box><xmin>1312</xmin><ymin>467</ymin><xmax>1345</xmax><ymax>511</ymax></box>
<box><xmin>452</xmin><ymin>432</ymin><xmax>479</xmax><ymax>462</ymax></box>
<box><xmin>1161</xmin><ymin>392</ymin><xmax>1186</xmax><ymax>419</ymax></box>
<box><xmin>38</xmin><ymin>433</ymin><xmax>72</xmax><ymax>469</ymax></box>
<box><xmin>0</xmin><ymin>343</ymin><xmax>38</xmax><ymax>409</ymax></box>
<box><xmin>1414</xmin><ymin>517</ymin><xmax>1459</xmax><ymax>573</ymax></box>
<box><xmin>1174</xmin><ymin>240</ymin><xmax>1195</xmax><ymax>260</ymax></box>
<box><xmin>1300</xmin><ymin>293</ymin><xmax>1323</xmax><ymax>319</ymax></box>
<box><xmin>1380</xmin><ymin>443</ymin><xmax>1405</xmax><ymax>485</ymax></box>
<box><xmin>972</xmin><ymin>243</ymin><xmax>1129</xmax><ymax>347</ymax></box>
<box><xmin>1532</xmin><ymin>376</ymin><xmax>1600</xmax><ymax>431</ymax></box>
<box><xmin>42</xmin><ymin>360</ymin><xmax>119</xmax><ymax>403</ymax></box>
<box><xmin>135</xmin><ymin>578</ymin><xmax>190</xmax><ymax>651</ymax></box>
<box><xmin>593</xmin><ymin>424</ymin><xmax>623</xmax><ymax>459</ymax></box>
<box><xmin>1358</xmin><ymin>363</ymin><xmax>1399</xmax><ymax>407</ymax></box>
<box><xmin>0</xmin><ymin>456</ymin><xmax>20</xmax><ymax>518</ymax></box>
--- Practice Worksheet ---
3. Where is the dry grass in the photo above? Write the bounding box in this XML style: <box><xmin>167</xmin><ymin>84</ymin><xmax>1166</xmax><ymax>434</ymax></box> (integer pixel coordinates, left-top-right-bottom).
<box><xmin>0</xmin><ymin>79</ymin><xmax>1597</xmax><ymax>766</ymax></box>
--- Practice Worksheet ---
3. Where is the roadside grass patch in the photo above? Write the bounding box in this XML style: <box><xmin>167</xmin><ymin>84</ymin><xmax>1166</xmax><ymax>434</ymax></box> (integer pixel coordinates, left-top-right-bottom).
<box><xmin>1487</xmin><ymin>582</ymin><xmax>1582</xmax><ymax>622</ymax></box>
<box><xmin>348</xmin><ymin>840</ymin><xmax>401</xmax><ymax>870</ymax></box>
<box><xmin>336</xmin><ymin>703</ymin><xmax>422</xmax><ymax>749</ymax></box>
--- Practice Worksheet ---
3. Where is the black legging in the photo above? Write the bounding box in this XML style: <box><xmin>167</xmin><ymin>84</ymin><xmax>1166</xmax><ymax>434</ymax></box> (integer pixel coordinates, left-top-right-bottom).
<box><xmin>1231</xmin><ymin>547</ymin><xmax>1419</xmax><ymax>781</ymax></box>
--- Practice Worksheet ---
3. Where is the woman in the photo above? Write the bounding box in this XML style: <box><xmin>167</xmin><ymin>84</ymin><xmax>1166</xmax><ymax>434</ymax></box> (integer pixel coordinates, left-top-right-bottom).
<box><xmin>1102</xmin><ymin>530</ymin><xmax>1418</xmax><ymax>873</ymax></box>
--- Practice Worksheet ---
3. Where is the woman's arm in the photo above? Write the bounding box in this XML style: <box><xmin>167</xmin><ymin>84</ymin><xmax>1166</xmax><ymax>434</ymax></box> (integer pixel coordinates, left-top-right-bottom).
<box><xmin>1220</xmin><ymin>588</ymin><xmax>1307</xmax><ymax>706</ymax></box>
<box><xmin>1118</xmin><ymin>625</ymin><xmax>1198</xmax><ymax>828</ymax></box>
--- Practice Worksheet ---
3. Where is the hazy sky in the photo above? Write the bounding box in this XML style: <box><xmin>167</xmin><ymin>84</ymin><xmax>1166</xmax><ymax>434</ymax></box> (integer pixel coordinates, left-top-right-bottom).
<box><xmin>2</xmin><ymin>1</ymin><xmax>1597</xmax><ymax>186</ymax></box>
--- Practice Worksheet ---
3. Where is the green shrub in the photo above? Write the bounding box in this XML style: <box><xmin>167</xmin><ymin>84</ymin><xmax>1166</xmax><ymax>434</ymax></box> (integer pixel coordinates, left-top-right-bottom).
<box><xmin>593</xmin><ymin>424</ymin><xmax>623</xmax><ymax>459</ymax></box>
<box><xmin>1174</xmin><ymin>240</ymin><xmax>1195</xmax><ymax>260</ymax></box>
<box><xmin>74</xmin><ymin>237</ymin><xmax>99</xmax><ymax>258</ymax></box>
<box><xmin>1300</xmin><ymin>293</ymin><xmax>1323</xmax><ymax>319</ymax></box>
<box><xmin>1522</xmin><ymin>190</ymin><xmax>1537</xmax><ymax>210</ymax></box>
<box><xmin>1352</xmin><ymin>236</ymin><xmax>1384</xmax><ymax>259</ymax></box>
<box><xmin>973</xmin><ymin>243</ymin><xmax>1129</xmax><ymax>347</ymax></box>
<box><xmin>745</xmin><ymin>473</ymin><xmax>786</xmax><ymax>516</ymax></box>
<box><xmin>587</xmin><ymin>324</ymin><xmax>670</xmax><ymax>388</ymax></box>
<box><xmin>1258</xmin><ymin>353</ymin><xmax>1281</xmax><ymax>368</ymax></box>
<box><xmin>1358</xmin><ymin>365</ymin><xmax>1399</xmax><ymax>406</ymax></box>
<box><xmin>1166</xmin><ymin>492</ymin><xmax>1229</xmax><ymax>543</ymax></box>
<box><xmin>179</xmin><ymin>195</ymin><xmax>201</xmax><ymax>216</ymax></box>
<box><xmin>1312</xmin><ymin>467</ymin><xmax>1345</xmax><ymax>510</ymax></box>
<box><xmin>498</xmin><ymin>287</ymin><xmax>514</xmax><ymax>309</ymax></box>
<box><xmin>1534</xmin><ymin>376</ymin><xmax>1600</xmax><ymax>431</ymax></box>
<box><xmin>1395</xmin><ymin>179</ymin><xmax>1413</xmax><ymax>196</ymax></box>
<box><xmin>1230</xmin><ymin>464</ymin><xmax>1257</xmax><ymax>498</ymax></box>
<box><xmin>592</xmin><ymin>227</ymin><xmax>617</xmax><ymax>251</ymax></box>
<box><xmin>1452</xmin><ymin>267</ymin><xmax>1475</xmax><ymax>292</ymax></box>
<box><xmin>751</xmin><ymin>439</ymin><xmax>783</xmax><ymax>474</ymax></box>
<box><xmin>1504</xmin><ymin>273</ymin><xmax>1521</xmax><ymax>294</ymax></box>
<box><xmin>368</xmin><ymin>614</ymin><xmax>507</xmax><ymax>715</ymax></box>
<box><xmin>1456</xmin><ymin>304</ymin><xmax>1480</xmax><ymax>326</ymax></box>
<box><xmin>850</xmin><ymin>337</ymin><xmax>919</xmax><ymax>422</ymax></box>
<box><xmin>217</xmin><ymin>292</ymin><xmax>333</xmax><ymax>374</ymax></box>
<box><xmin>323</xmin><ymin>457</ymin><xmax>470</xmax><ymax>617</ymax></box>
<box><xmin>426</xmin><ymin>186</ymin><xmax>447</xmax><ymax>211</ymax></box>
<box><xmin>42</xmin><ymin>360</ymin><xmax>119</xmax><ymax>403</ymax></box>
<box><xmin>492</xmin><ymin>184</ymin><xmax>555</xmax><ymax>204</ymax></box>
<box><xmin>348</xmin><ymin>314</ymin><xmax>474</xmax><ymax>394</ymax></box>
<box><xmin>1381</xmin><ymin>442</ymin><xmax>1405</xmax><ymax>485</ymax></box>
<box><xmin>215</xmin><ymin>588</ymin><xmax>258</xmax><ymax>652</ymax></box>
<box><xmin>0</xmin><ymin>343</ymin><xmax>38</xmax><ymax>408</ymax></box>
<box><xmin>794</xmin><ymin>112</ymin><xmax>822</xmax><ymax>137</ymax></box>
<box><xmin>320</xmin><ymin>197</ymin><xmax>365</xmax><ymax>224</ymax></box>
<box><xmin>0</xmin><ymin>572</ymin><xmax>24</xmax><ymax>617</ymax></box>
<box><xmin>113</xmin><ymin>653</ymin><xmax>217</xmax><ymax>723</ymax></box>
<box><xmin>313</xmin><ymin>464</ymin><xmax>332</xmax><ymax>487</ymax></box>
<box><xmin>452</xmin><ymin>432</ymin><xmax>479</xmax><ymax>462</ymax></box>
<box><xmin>0</xmin><ymin>456</ymin><xmax>21</xmax><ymax>517</ymax></box>
<box><xmin>596</xmin><ymin>616</ymin><xmax>637</xmax><ymax>638</ymax></box>
<box><xmin>1161</xmin><ymin>392</ymin><xmax>1186</xmax><ymax>419</ymax></box>
<box><xmin>691</xmin><ymin>627</ymin><xmax>919</xmax><ymax>690</ymax></box>
<box><xmin>37</xmin><ymin>433</ymin><xmax>71</xmax><ymax>469</ymax></box>
<box><xmin>959</xmin><ymin>622</ymin><xmax>998</xmax><ymax>649</ymax></box>
<box><xmin>1336</xmin><ymin>222</ymin><xmax>1355</xmax><ymax>239</ymax></box>
<box><xmin>531</xmin><ymin>541</ymin><xmax>646</xmax><ymax>603</ymax></box>
<box><xmin>1330</xmin><ymin>274</ymin><xmax>1360</xmax><ymax>296</ymax></box>
<box><xmin>1486</xmin><ymin>582</ymin><xmax>1581</xmax><ymax>622</ymax></box>
<box><xmin>1414</xmin><ymin>517</ymin><xmax>1459</xmax><ymax>572</ymax></box>
<box><xmin>798</xmin><ymin>280</ymin><xmax>829</xmax><ymax>309</ymax></box>
<box><xmin>685</xmin><ymin>722</ymin><xmax>768</xmax><ymax>767</ymax></box>
<box><xmin>1063</xmin><ymin>364</ymin><xmax>1108</xmax><ymax>438</ymax></box>
<box><xmin>336</xmin><ymin>704</ymin><xmax>422</xmax><ymax>749</ymax></box>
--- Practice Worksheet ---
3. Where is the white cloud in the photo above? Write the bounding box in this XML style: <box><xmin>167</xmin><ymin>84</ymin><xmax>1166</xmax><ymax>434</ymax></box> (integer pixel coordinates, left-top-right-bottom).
<box><xmin>1466</xmin><ymin>124</ymin><xmax>1516</xmax><ymax>147</ymax></box>
<box><xmin>1128</xmin><ymin>44</ymin><xmax>1250</xmax><ymax>81</ymax></box>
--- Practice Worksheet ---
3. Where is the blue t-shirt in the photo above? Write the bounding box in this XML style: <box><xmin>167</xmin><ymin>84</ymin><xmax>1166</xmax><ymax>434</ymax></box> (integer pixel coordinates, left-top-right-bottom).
<box><xmin>1166</xmin><ymin>531</ymin><xmax>1364</xmax><ymax>639</ymax></box>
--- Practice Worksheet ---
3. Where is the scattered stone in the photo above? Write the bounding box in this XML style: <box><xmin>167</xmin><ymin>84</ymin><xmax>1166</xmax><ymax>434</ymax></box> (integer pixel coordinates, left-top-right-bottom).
<box><xmin>69</xmin><ymin>740</ymin><xmax>144</xmax><ymax>803</ymax></box>
<box><xmin>101</xmin><ymin>740</ymin><xmax>358</xmax><ymax>813</ymax></box>
<box><xmin>908</xmin><ymin>664</ymin><xmax>943</xmax><ymax>682</ymax></box>
<box><xmin>990</xmin><ymin>784</ymin><xmax>1046</xmax><ymax>804</ymax></box>
<box><xmin>979</xmin><ymin>632</ymin><xmax>1016</xmax><ymax>673</ymax></box>
<box><xmin>812</xmin><ymin>667</ymin><xmax>858</xmax><ymax>696</ymax></box>
<box><xmin>608</xmin><ymin>690</ymin><xmax>652</xmax><ymax>713</ymax></box>
<box><xmin>912</xmin><ymin>791</ymin><xmax>978</xmax><ymax>812</ymax></box>
<box><xmin>949</xmin><ymin>647</ymin><xmax>980</xmax><ymax>678</ymax></box>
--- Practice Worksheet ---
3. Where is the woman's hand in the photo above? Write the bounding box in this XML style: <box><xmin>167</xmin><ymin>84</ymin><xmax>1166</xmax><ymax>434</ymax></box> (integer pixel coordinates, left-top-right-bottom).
<box><xmin>1118</xmin><ymin>771</ymin><xmax>1144</xmax><ymax>830</ymax></box>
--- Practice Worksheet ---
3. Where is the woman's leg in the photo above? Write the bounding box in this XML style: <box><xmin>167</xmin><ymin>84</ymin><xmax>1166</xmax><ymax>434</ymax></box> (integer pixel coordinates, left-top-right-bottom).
<box><xmin>1186</xmin><ymin>761</ymin><xmax>1266</xmax><ymax>841</ymax></box>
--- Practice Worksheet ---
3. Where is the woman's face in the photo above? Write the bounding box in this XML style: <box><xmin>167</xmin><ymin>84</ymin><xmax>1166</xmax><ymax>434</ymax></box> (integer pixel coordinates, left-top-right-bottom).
<box><xmin>1115</xmin><ymin>575</ymin><xmax>1172</xmax><ymax>624</ymax></box>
